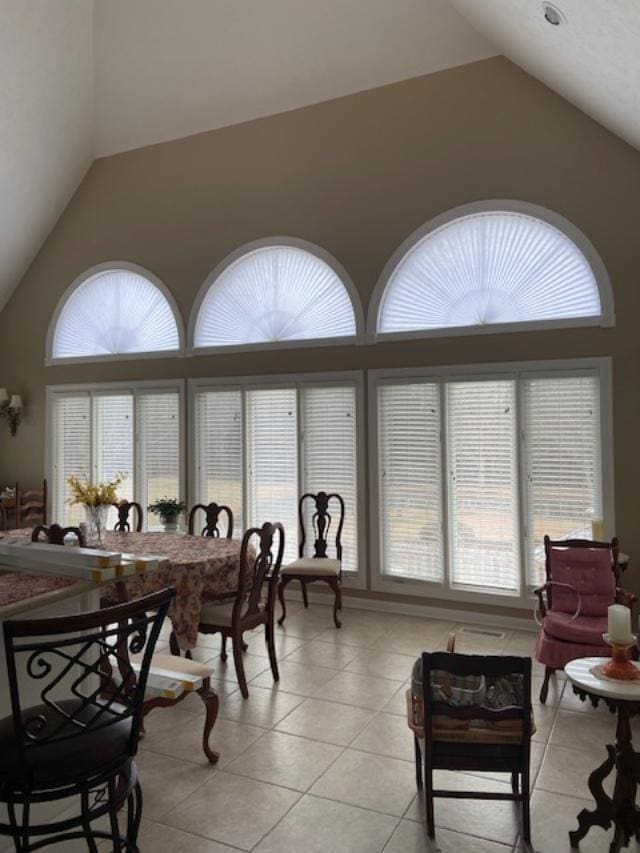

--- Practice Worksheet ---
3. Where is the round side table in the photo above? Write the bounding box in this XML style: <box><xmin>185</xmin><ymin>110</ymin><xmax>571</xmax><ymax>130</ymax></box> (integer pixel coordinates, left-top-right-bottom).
<box><xmin>564</xmin><ymin>657</ymin><xmax>640</xmax><ymax>853</ymax></box>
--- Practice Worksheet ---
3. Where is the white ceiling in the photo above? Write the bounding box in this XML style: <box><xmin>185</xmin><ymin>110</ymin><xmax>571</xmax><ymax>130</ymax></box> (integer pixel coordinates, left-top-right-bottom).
<box><xmin>93</xmin><ymin>0</ymin><xmax>495</xmax><ymax>157</ymax></box>
<box><xmin>0</xmin><ymin>0</ymin><xmax>93</xmax><ymax>311</ymax></box>
<box><xmin>449</xmin><ymin>0</ymin><xmax>640</xmax><ymax>151</ymax></box>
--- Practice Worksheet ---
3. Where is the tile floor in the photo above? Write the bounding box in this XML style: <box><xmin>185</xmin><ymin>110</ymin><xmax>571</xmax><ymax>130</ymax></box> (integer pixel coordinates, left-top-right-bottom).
<box><xmin>131</xmin><ymin>602</ymin><xmax>640</xmax><ymax>852</ymax></box>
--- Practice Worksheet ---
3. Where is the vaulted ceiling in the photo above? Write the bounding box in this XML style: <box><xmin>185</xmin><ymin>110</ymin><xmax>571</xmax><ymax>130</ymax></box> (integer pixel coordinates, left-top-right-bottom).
<box><xmin>2</xmin><ymin>0</ymin><xmax>639</xmax><ymax>313</ymax></box>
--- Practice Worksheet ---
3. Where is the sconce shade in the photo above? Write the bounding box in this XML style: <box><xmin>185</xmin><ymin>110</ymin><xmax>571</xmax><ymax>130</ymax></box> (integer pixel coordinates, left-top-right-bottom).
<box><xmin>0</xmin><ymin>388</ymin><xmax>7</xmax><ymax>404</ymax></box>
<box><xmin>9</xmin><ymin>395</ymin><xmax>23</xmax><ymax>409</ymax></box>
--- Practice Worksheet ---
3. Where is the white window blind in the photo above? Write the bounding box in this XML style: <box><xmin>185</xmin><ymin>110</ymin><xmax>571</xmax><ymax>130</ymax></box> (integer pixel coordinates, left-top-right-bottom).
<box><xmin>193</xmin><ymin>245</ymin><xmax>356</xmax><ymax>348</ymax></box>
<box><xmin>446</xmin><ymin>380</ymin><xmax>520</xmax><ymax>594</ymax></box>
<box><xmin>52</xmin><ymin>394</ymin><xmax>91</xmax><ymax>526</ymax></box>
<box><xmin>301</xmin><ymin>385</ymin><xmax>358</xmax><ymax>573</ymax></box>
<box><xmin>523</xmin><ymin>375</ymin><xmax>602</xmax><ymax>586</ymax></box>
<box><xmin>136</xmin><ymin>391</ymin><xmax>181</xmax><ymax>526</ymax></box>
<box><xmin>93</xmin><ymin>394</ymin><xmax>134</xmax><ymax>528</ymax></box>
<box><xmin>378</xmin><ymin>211</ymin><xmax>602</xmax><ymax>334</ymax></box>
<box><xmin>52</xmin><ymin>269</ymin><xmax>181</xmax><ymax>359</ymax></box>
<box><xmin>246</xmin><ymin>388</ymin><xmax>298</xmax><ymax>563</ymax></box>
<box><xmin>378</xmin><ymin>383</ymin><xmax>443</xmax><ymax>581</ymax></box>
<box><xmin>194</xmin><ymin>389</ymin><xmax>243</xmax><ymax>531</ymax></box>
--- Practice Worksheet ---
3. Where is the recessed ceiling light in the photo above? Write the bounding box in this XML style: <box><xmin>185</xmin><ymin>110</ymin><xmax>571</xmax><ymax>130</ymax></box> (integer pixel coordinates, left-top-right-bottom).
<box><xmin>542</xmin><ymin>3</ymin><xmax>566</xmax><ymax>26</ymax></box>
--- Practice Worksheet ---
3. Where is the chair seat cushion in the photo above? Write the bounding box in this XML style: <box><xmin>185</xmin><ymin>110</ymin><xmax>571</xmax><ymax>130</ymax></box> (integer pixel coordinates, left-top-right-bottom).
<box><xmin>199</xmin><ymin>601</ymin><xmax>234</xmax><ymax>627</ymax></box>
<box><xmin>543</xmin><ymin>611</ymin><xmax>609</xmax><ymax>645</ymax></box>
<box><xmin>0</xmin><ymin>699</ymin><xmax>131</xmax><ymax>788</ymax></box>
<box><xmin>282</xmin><ymin>558</ymin><xmax>341</xmax><ymax>576</ymax></box>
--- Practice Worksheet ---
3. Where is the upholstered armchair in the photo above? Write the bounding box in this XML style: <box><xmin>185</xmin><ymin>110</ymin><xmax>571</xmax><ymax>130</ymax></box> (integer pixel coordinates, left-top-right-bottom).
<box><xmin>535</xmin><ymin>535</ymin><xmax>635</xmax><ymax>703</ymax></box>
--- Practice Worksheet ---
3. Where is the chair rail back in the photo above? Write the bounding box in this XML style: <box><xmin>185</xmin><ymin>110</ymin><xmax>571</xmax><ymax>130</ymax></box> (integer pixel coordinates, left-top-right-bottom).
<box><xmin>299</xmin><ymin>491</ymin><xmax>344</xmax><ymax>561</ymax></box>
<box><xmin>113</xmin><ymin>501</ymin><xmax>144</xmax><ymax>533</ymax></box>
<box><xmin>236</xmin><ymin>522</ymin><xmax>285</xmax><ymax>621</ymax></box>
<box><xmin>31</xmin><ymin>523</ymin><xmax>86</xmax><ymax>548</ymax></box>
<box><xmin>188</xmin><ymin>502</ymin><xmax>233</xmax><ymax>538</ymax></box>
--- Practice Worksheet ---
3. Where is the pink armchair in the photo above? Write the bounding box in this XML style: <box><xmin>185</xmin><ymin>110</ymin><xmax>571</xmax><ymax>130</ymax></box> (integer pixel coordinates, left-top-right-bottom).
<box><xmin>535</xmin><ymin>535</ymin><xmax>635</xmax><ymax>703</ymax></box>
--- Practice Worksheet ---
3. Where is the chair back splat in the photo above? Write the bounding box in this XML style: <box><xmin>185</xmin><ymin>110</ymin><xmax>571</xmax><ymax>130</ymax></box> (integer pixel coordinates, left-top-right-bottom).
<box><xmin>113</xmin><ymin>501</ymin><xmax>144</xmax><ymax>532</ymax></box>
<box><xmin>31</xmin><ymin>523</ymin><xmax>85</xmax><ymax>547</ymax></box>
<box><xmin>188</xmin><ymin>502</ymin><xmax>233</xmax><ymax>538</ymax></box>
<box><xmin>299</xmin><ymin>491</ymin><xmax>344</xmax><ymax>560</ymax></box>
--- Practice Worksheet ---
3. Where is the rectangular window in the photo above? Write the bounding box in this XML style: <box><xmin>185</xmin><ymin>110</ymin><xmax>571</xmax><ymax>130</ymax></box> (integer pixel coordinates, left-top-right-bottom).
<box><xmin>49</xmin><ymin>384</ymin><xmax>183</xmax><ymax>527</ymax></box>
<box><xmin>373</xmin><ymin>366</ymin><xmax>606</xmax><ymax>599</ymax></box>
<box><xmin>193</xmin><ymin>379</ymin><xmax>360</xmax><ymax>575</ymax></box>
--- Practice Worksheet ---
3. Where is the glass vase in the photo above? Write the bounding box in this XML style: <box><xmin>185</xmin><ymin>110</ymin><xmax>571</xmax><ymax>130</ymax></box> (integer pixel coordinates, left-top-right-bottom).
<box><xmin>84</xmin><ymin>504</ymin><xmax>110</xmax><ymax>549</ymax></box>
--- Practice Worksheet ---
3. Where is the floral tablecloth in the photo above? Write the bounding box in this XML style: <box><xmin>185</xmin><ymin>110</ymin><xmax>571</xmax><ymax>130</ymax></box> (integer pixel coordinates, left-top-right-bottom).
<box><xmin>3</xmin><ymin>529</ymin><xmax>245</xmax><ymax>650</ymax></box>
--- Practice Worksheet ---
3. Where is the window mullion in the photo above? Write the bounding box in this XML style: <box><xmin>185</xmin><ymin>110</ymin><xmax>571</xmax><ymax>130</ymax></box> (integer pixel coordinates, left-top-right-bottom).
<box><xmin>440</xmin><ymin>379</ymin><xmax>450</xmax><ymax>593</ymax></box>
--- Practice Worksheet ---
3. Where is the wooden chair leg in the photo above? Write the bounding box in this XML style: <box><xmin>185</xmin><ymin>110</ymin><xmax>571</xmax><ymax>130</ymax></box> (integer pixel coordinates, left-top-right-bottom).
<box><xmin>327</xmin><ymin>576</ymin><xmax>342</xmax><ymax>628</ymax></box>
<box><xmin>425</xmin><ymin>767</ymin><xmax>435</xmax><ymax>839</ymax></box>
<box><xmin>169</xmin><ymin>630</ymin><xmax>180</xmax><ymax>657</ymax></box>
<box><xmin>414</xmin><ymin>735</ymin><xmax>423</xmax><ymax>789</ymax></box>
<box><xmin>301</xmin><ymin>581</ymin><xmax>309</xmax><ymax>608</ymax></box>
<box><xmin>241</xmin><ymin>639</ymin><xmax>248</xmax><ymax>652</ymax></box>
<box><xmin>521</xmin><ymin>765</ymin><xmax>531</xmax><ymax>844</ymax></box>
<box><xmin>233</xmin><ymin>631</ymin><xmax>249</xmax><ymax>699</ymax></box>
<box><xmin>511</xmin><ymin>771</ymin><xmax>519</xmax><ymax>794</ymax></box>
<box><xmin>266</xmin><ymin>617</ymin><xmax>280</xmax><ymax>683</ymax></box>
<box><xmin>539</xmin><ymin>666</ymin><xmax>554</xmax><ymax>703</ymax></box>
<box><xmin>198</xmin><ymin>678</ymin><xmax>220</xmax><ymax>764</ymax></box>
<box><xmin>277</xmin><ymin>576</ymin><xmax>292</xmax><ymax>625</ymax></box>
<box><xmin>220</xmin><ymin>634</ymin><xmax>228</xmax><ymax>662</ymax></box>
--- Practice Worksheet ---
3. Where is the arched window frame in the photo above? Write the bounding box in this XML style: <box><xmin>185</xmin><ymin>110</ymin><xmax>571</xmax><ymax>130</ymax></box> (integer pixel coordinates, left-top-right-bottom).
<box><xmin>188</xmin><ymin>237</ymin><xmax>365</xmax><ymax>355</ymax></box>
<box><xmin>367</xmin><ymin>200</ymin><xmax>615</xmax><ymax>343</ymax></box>
<box><xmin>46</xmin><ymin>261</ymin><xmax>185</xmax><ymax>366</ymax></box>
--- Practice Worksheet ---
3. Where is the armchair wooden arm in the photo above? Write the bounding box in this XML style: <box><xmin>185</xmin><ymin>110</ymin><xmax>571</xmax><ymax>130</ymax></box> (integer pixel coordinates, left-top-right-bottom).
<box><xmin>616</xmin><ymin>586</ymin><xmax>637</xmax><ymax>609</ymax></box>
<box><xmin>534</xmin><ymin>584</ymin><xmax>549</xmax><ymax>619</ymax></box>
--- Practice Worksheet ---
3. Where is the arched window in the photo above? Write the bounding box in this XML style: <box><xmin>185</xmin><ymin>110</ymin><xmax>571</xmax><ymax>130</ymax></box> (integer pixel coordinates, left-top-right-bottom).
<box><xmin>190</xmin><ymin>239</ymin><xmax>362</xmax><ymax>352</ymax></box>
<box><xmin>370</xmin><ymin>202</ymin><xmax>613</xmax><ymax>339</ymax></box>
<box><xmin>48</xmin><ymin>263</ymin><xmax>183</xmax><ymax>363</ymax></box>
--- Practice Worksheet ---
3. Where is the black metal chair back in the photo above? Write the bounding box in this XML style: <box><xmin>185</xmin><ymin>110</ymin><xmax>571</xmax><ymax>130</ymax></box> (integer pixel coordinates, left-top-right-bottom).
<box><xmin>113</xmin><ymin>501</ymin><xmax>144</xmax><ymax>532</ymax></box>
<box><xmin>299</xmin><ymin>491</ymin><xmax>344</xmax><ymax>560</ymax></box>
<box><xmin>237</xmin><ymin>522</ymin><xmax>285</xmax><ymax>621</ymax></box>
<box><xmin>31</xmin><ymin>523</ymin><xmax>85</xmax><ymax>547</ymax></box>
<box><xmin>188</xmin><ymin>502</ymin><xmax>234</xmax><ymax>538</ymax></box>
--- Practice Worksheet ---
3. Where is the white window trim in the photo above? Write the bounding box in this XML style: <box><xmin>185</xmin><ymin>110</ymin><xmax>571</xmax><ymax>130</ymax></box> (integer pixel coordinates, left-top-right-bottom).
<box><xmin>188</xmin><ymin>370</ymin><xmax>366</xmax><ymax>589</ymax></box>
<box><xmin>368</xmin><ymin>356</ymin><xmax>614</xmax><ymax>611</ymax></box>
<box><xmin>366</xmin><ymin>200</ymin><xmax>615</xmax><ymax>344</ymax></box>
<box><xmin>187</xmin><ymin>237</ymin><xmax>366</xmax><ymax>356</ymax></box>
<box><xmin>45</xmin><ymin>261</ymin><xmax>186</xmax><ymax>366</ymax></box>
<box><xmin>45</xmin><ymin>379</ymin><xmax>186</xmax><ymax>525</ymax></box>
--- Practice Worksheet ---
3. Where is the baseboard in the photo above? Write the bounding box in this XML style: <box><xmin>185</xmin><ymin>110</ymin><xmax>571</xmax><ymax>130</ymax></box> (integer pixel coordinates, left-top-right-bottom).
<box><xmin>304</xmin><ymin>589</ymin><xmax>537</xmax><ymax>633</ymax></box>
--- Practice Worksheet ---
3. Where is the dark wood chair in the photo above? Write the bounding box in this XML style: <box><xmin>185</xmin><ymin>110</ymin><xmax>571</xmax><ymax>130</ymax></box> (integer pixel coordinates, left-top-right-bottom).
<box><xmin>197</xmin><ymin>521</ymin><xmax>285</xmax><ymax>699</ymax></box>
<box><xmin>17</xmin><ymin>478</ymin><xmax>47</xmax><ymax>527</ymax></box>
<box><xmin>31</xmin><ymin>523</ymin><xmax>86</xmax><ymax>547</ymax></box>
<box><xmin>0</xmin><ymin>481</ymin><xmax>18</xmax><ymax>529</ymax></box>
<box><xmin>113</xmin><ymin>500</ymin><xmax>144</xmax><ymax>532</ymax></box>
<box><xmin>0</xmin><ymin>587</ymin><xmax>174</xmax><ymax>850</ymax></box>
<box><xmin>188</xmin><ymin>502</ymin><xmax>233</xmax><ymax>538</ymax></box>
<box><xmin>0</xmin><ymin>503</ymin><xmax>8</xmax><ymax>532</ymax></box>
<box><xmin>278</xmin><ymin>491</ymin><xmax>344</xmax><ymax>629</ymax></box>
<box><xmin>410</xmin><ymin>651</ymin><xmax>533</xmax><ymax>846</ymax></box>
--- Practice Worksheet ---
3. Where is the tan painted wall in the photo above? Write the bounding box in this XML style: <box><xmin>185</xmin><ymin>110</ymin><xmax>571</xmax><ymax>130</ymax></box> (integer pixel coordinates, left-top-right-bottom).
<box><xmin>2</xmin><ymin>56</ymin><xmax>640</xmax><ymax>613</ymax></box>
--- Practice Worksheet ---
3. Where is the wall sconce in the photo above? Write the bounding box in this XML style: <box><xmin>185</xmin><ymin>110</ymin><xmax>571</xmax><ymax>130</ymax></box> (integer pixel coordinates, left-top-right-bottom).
<box><xmin>0</xmin><ymin>388</ymin><xmax>23</xmax><ymax>436</ymax></box>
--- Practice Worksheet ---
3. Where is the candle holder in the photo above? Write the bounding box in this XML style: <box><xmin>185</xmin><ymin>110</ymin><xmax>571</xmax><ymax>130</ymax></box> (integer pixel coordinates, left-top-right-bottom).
<box><xmin>601</xmin><ymin>633</ymin><xmax>640</xmax><ymax>681</ymax></box>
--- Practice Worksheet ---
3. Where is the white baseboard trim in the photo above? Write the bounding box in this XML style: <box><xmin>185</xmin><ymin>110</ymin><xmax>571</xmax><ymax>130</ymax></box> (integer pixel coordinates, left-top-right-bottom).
<box><xmin>304</xmin><ymin>590</ymin><xmax>537</xmax><ymax>634</ymax></box>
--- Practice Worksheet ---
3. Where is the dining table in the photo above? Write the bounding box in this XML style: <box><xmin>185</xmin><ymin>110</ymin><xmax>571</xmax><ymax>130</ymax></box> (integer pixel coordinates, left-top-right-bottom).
<box><xmin>2</xmin><ymin>529</ymin><xmax>246</xmax><ymax>651</ymax></box>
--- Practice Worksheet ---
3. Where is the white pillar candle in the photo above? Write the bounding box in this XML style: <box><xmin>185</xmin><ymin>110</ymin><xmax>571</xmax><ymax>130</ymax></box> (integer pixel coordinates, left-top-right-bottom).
<box><xmin>608</xmin><ymin>604</ymin><xmax>632</xmax><ymax>645</ymax></box>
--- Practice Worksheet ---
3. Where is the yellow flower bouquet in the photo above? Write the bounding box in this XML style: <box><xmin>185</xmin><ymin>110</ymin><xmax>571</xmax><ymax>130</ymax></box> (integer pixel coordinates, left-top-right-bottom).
<box><xmin>67</xmin><ymin>473</ymin><xmax>124</xmax><ymax>507</ymax></box>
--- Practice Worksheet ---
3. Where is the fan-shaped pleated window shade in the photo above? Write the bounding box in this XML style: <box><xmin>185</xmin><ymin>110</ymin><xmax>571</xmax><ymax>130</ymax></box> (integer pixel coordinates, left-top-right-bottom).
<box><xmin>194</xmin><ymin>246</ymin><xmax>356</xmax><ymax>348</ymax></box>
<box><xmin>378</xmin><ymin>212</ymin><xmax>602</xmax><ymax>334</ymax></box>
<box><xmin>52</xmin><ymin>269</ymin><xmax>181</xmax><ymax>359</ymax></box>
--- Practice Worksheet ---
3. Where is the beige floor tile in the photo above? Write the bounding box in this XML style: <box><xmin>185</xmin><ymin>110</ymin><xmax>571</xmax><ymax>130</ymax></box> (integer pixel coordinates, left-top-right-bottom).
<box><xmin>138</xmin><ymin>820</ymin><xmax>237</xmax><ymax>852</ymax></box>
<box><xmin>383</xmin><ymin>682</ymin><xmax>411</xmax><ymax>716</ymax></box>
<box><xmin>530</xmin><ymin>703</ymin><xmax>558</xmax><ymax>744</ymax></box>
<box><xmin>242</xmin><ymin>631</ymin><xmax>305</xmax><ymax>659</ymax></box>
<box><xmin>527</xmin><ymin>788</ymin><xmax>640</xmax><ymax>852</ymax></box>
<box><xmin>164</xmin><ymin>771</ymin><xmax>300</xmax><ymax>850</ymax></box>
<box><xmin>275</xmin><ymin>697</ymin><xmax>375</xmax><ymax>746</ymax></box>
<box><xmin>142</xmin><ymin>715</ymin><xmax>264</xmax><ymax>769</ymax></box>
<box><xmin>406</xmin><ymin>772</ymin><xmax>520</xmax><ymax>847</ymax></box>
<box><xmin>315</xmin><ymin>622</ymin><xmax>387</xmax><ymax>648</ymax></box>
<box><xmin>283</xmin><ymin>639</ymin><xmax>359</xmax><ymax>669</ymax></box>
<box><xmin>211</xmin><ymin>651</ymin><xmax>272</xmax><ymax>683</ymax></box>
<box><xmin>255</xmin><ymin>794</ymin><xmax>398</xmax><ymax>853</ymax></box>
<box><xmin>531</xmin><ymin>674</ymin><xmax>565</xmax><ymax>707</ymax></box>
<box><xmin>374</xmin><ymin>626</ymin><xmax>453</xmax><ymax>657</ymax></box>
<box><xmin>535</xmin><ymin>743</ymin><xmax>613</xmax><ymax>800</ymax></box>
<box><xmin>134</xmin><ymin>750</ymin><xmax>215</xmax><ymax>820</ymax></box>
<box><xmin>384</xmin><ymin>820</ymin><xmax>512</xmax><ymax>853</ymax></box>
<box><xmin>351</xmin><ymin>712</ymin><xmax>415</xmax><ymax>761</ymax></box>
<box><xmin>251</xmin><ymin>660</ymin><xmax>337</xmax><ymax>696</ymax></box>
<box><xmin>559</xmin><ymin>684</ymin><xmax>614</xmax><ymax>715</ymax></box>
<box><xmin>275</xmin><ymin>613</ymin><xmax>333</xmax><ymax>640</ymax></box>
<box><xmin>224</xmin><ymin>730</ymin><xmax>342</xmax><ymax>791</ymax></box>
<box><xmin>218</xmin><ymin>685</ymin><xmax>304</xmax><ymax>728</ymax></box>
<box><xmin>449</xmin><ymin>626</ymin><xmax>510</xmax><ymax>654</ymax></box>
<box><xmin>344</xmin><ymin>648</ymin><xmax>416</xmax><ymax>682</ymax></box>
<box><xmin>503</xmin><ymin>631</ymin><xmax>538</xmax><ymax>655</ymax></box>
<box><xmin>550</xmin><ymin>709</ymin><xmax>617</xmax><ymax>756</ymax></box>
<box><xmin>309</xmin><ymin>749</ymin><xmax>415</xmax><ymax>816</ymax></box>
<box><xmin>313</xmin><ymin>671</ymin><xmax>401</xmax><ymax>710</ymax></box>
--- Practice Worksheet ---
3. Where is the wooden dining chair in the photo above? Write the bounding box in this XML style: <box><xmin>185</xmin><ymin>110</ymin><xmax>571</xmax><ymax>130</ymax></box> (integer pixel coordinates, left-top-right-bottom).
<box><xmin>16</xmin><ymin>478</ymin><xmax>47</xmax><ymax>527</ymax></box>
<box><xmin>278</xmin><ymin>491</ymin><xmax>344</xmax><ymax>629</ymax></box>
<box><xmin>188</xmin><ymin>502</ymin><xmax>233</xmax><ymax>538</ymax></box>
<box><xmin>31</xmin><ymin>523</ymin><xmax>85</xmax><ymax>547</ymax></box>
<box><xmin>0</xmin><ymin>503</ymin><xmax>8</xmax><ymax>532</ymax></box>
<box><xmin>114</xmin><ymin>501</ymin><xmax>144</xmax><ymax>532</ymax></box>
<box><xmin>198</xmin><ymin>521</ymin><xmax>285</xmax><ymax>698</ymax></box>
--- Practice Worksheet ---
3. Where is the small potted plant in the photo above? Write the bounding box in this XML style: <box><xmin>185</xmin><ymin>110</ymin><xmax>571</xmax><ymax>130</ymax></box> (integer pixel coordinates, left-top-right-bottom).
<box><xmin>147</xmin><ymin>497</ymin><xmax>186</xmax><ymax>532</ymax></box>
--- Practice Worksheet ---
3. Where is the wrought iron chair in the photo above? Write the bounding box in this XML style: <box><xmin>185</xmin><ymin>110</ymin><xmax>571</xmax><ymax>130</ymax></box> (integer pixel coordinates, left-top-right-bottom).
<box><xmin>278</xmin><ymin>491</ymin><xmax>344</xmax><ymax>628</ymax></box>
<box><xmin>198</xmin><ymin>522</ymin><xmax>285</xmax><ymax>698</ymax></box>
<box><xmin>409</xmin><ymin>651</ymin><xmax>533</xmax><ymax>846</ymax></box>
<box><xmin>113</xmin><ymin>501</ymin><xmax>144</xmax><ymax>532</ymax></box>
<box><xmin>31</xmin><ymin>523</ymin><xmax>86</xmax><ymax>547</ymax></box>
<box><xmin>0</xmin><ymin>587</ymin><xmax>174</xmax><ymax>851</ymax></box>
<box><xmin>535</xmin><ymin>535</ymin><xmax>634</xmax><ymax>703</ymax></box>
<box><xmin>187</xmin><ymin>502</ymin><xmax>233</xmax><ymax>538</ymax></box>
